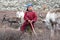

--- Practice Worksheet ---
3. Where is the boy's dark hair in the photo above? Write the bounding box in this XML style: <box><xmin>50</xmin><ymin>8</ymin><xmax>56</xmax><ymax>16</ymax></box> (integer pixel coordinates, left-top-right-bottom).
<box><xmin>26</xmin><ymin>8</ymin><xmax>28</xmax><ymax>11</ymax></box>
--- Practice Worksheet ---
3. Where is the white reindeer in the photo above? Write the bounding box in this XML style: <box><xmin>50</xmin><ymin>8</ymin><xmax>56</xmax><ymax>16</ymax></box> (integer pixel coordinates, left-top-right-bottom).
<box><xmin>16</xmin><ymin>10</ymin><xmax>24</xmax><ymax>25</ymax></box>
<box><xmin>43</xmin><ymin>8</ymin><xmax>60</xmax><ymax>37</ymax></box>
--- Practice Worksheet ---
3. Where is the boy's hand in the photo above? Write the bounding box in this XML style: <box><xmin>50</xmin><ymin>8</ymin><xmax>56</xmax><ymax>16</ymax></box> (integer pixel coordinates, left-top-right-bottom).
<box><xmin>28</xmin><ymin>20</ymin><xmax>31</xmax><ymax>22</ymax></box>
<box><xmin>28</xmin><ymin>20</ymin><xmax>32</xmax><ymax>23</ymax></box>
<box><xmin>28</xmin><ymin>20</ymin><xmax>34</xmax><ymax>23</ymax></box>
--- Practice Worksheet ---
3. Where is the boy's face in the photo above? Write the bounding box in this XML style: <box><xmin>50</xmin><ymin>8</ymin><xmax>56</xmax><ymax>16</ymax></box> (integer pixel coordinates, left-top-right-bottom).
<box><xmin>28</xmin><ymin>6</ymin><xmax>33</xmax><ymax>11</ymax></box>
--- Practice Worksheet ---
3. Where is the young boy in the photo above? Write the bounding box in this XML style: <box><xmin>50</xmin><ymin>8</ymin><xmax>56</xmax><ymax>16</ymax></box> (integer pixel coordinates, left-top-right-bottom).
<box><xmin>20</xmin><ymin>3</ymin><xmax>37</xmax><ymax>33</ymax></box>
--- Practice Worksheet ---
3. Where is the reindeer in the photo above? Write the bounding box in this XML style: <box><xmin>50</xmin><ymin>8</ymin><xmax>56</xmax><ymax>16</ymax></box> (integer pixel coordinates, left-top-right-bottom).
<box><xmin>43</xmin><ymin>8</ymin><xmax>60</xmax><ymax>37</ymax></box>
<box><xmin>2</xmin><ymin>14</ymin><xmax>19</xmax><ymax>26</ymax></box>
<box><xmin>16</xmin><ymin>10</ymin><xmax>24</xmax><ymax>25</ymax></box>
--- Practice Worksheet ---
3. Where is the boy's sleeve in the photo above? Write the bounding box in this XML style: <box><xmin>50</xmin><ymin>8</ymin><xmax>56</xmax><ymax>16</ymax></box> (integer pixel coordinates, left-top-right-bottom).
<box><xmin>32</xmin><ymin>12</ymin><xmax>37</xmax><ymax>22</ymax></box>
<box><xmin>24</xmin><ymin>12</ymin><xmax>29</xmax><ymax>21</ymax></box>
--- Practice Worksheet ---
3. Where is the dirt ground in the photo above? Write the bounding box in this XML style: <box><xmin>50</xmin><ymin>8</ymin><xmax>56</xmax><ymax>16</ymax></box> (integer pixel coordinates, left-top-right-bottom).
<box><xmin>0</xmin><ymin>11</ymin><xmax>60</xmax><ymax>40</ymax></box>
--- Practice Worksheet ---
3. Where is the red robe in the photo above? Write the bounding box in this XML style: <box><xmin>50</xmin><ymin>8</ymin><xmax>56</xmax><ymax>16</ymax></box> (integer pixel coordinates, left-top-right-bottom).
<box><xmin>20</xmin><ymin>11</ymin><xmax>37</xmax><ymax>32</ymax></box>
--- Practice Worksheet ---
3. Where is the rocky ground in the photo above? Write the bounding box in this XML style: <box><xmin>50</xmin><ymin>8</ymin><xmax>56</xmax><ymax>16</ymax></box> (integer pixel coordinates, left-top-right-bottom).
<box><xmin>0</xmin><ymin>11</ymin><xmax>60</xmax><ymax>40</ymax></box>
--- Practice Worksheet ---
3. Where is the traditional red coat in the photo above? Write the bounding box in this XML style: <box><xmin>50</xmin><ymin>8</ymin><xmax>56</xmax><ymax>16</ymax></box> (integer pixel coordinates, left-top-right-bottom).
<box><xmin>20</xmin><ymin>11</ymin><xmax>37</xmax><ymax>32</ymax></box>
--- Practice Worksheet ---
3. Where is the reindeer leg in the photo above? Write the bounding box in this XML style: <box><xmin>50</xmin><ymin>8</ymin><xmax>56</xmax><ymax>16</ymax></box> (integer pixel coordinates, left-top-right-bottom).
<box><xmin>2</xmin><ymin>18</ymin><xmax>5</xmax><ymax>24</ymax></box>
<box><xmin>2</xmin><ymin>20</ymin><xmax>4</xmax><ymax>24</ymax></box>
<box><xmin>50</xmin><ymin>23</ymin><xmax>55</xmax><ymax>38</ymax></box>
<box><xmin>51</xmin><ymin>28</ymin><xmax>54</xmax><ymax>37</ymax></box>
<box><xmin>9</xmin><ymin>22</ymin><xmax>12</xmax><ymax>26</ymax></box>
<box><xmin>54</xmin><ymin>24</ymin><xmax>56</xmax><ymax>35</ymax></box>
<box><xmin>55</xmin><ymin>24</ymin><xmax>59</xmax><ymax>36</ymax></box>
